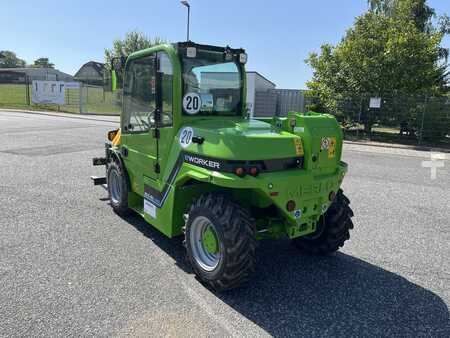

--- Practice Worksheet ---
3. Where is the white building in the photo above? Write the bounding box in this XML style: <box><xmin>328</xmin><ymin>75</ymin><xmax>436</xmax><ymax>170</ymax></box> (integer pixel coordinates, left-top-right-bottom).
<box><xmin>246</xmin><ymin>72</ymin><xmax>276</xmax><ymax>116</ymax></box>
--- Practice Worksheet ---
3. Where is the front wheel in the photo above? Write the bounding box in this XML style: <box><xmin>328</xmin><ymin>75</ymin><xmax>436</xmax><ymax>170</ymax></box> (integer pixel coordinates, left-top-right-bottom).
<box><xmin>185</xmin><ymin>193</ymin><xmax>256</xmax><ymax>291</ymax></box>
<box><xmin>106</xmin><ymin>161</ymin><xmax>130</xmax><ymax>216</ymax></box>
<box><xmin>292</xmin><ymin>189</ymin><xmax>354</xmax><ymax>254</ymax></box>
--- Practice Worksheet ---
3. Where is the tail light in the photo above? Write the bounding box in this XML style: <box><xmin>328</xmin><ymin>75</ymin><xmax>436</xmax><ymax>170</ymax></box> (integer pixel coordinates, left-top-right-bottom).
<box><xmin>235</xmin><ymin>167</ymin><xmax>246</xmax><ymax>177</ymax></box>
<box><xmin>249</xmin><ymin>167</ymin><xmax>259</xmax><ymax>177</ymax></box>
<box><xmin>286</xmin><ymin>200</ymin><xmax>296</xmax><ymax>212</ymax></box>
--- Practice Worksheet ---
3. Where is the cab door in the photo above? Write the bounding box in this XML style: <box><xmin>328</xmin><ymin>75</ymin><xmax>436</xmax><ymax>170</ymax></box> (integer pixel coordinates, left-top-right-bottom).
<box><xmin>121</xmin><ymin>53</ymin><xmax>158</xmax><ymax>195</ymax></box>
<box><xmin>120</xmin><ymin>51</ymin><xmax>175</xmax><ymax>196</ymax></box>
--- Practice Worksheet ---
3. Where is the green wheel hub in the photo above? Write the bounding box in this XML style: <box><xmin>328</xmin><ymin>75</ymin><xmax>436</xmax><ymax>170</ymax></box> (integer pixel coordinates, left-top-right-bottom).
<box><xmin>202</xmin><ymin>227</ymin><xmax>219</xmax><ymax>254</ymax></box>
<box><xmin>189</xmin><ymin>216</ymin><xmax>221</xmax><ymax>272</ymax></box>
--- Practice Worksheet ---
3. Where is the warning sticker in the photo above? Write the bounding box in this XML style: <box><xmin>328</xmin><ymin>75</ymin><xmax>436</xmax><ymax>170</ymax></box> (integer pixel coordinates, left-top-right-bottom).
<box><xmin>144</xmin><ymin>199</ymin><xmax>156</xmax><ymax>218</ymax></box>
<box><xmin>328</xmin><ymin>137</ymin><xmax>337</xmax><ymax>158</ymax></box>
<box><xmin>320</xmin><ymin>137</ymin><xmax>330</xmax><ymax>150</ymax></box>
<box><xmin>293</xmin><ymin>138</ymin><xmax>304</xmax><ymax>156</ymax></box>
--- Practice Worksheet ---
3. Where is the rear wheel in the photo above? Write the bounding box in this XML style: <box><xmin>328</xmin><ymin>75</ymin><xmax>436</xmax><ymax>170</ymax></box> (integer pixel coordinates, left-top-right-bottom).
<box><xmin>107</xmin><ymin>161</ymin><xmax>130</xmax><ymax>215</ymax></box>
<box><xmin>292</xmin><ymin>189</ymin><xmax>354</xmax><ymax>254</ymax></box>
<box><xmin>185</xmin><ymin>193</ymin><xmax>256</xmax><ymax>291</ymax></box>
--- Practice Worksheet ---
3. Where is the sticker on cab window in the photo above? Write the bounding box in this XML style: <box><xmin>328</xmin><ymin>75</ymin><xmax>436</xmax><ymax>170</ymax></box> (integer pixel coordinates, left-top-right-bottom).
<box><xmin>183</xmin><ymin>92</ymin><xmax>202</xmax><ymax>115</ymax></box>
<box><xmin>200</xmin><ymin>93</ymin><xmax>213</xmax><ymax>112</ymax></box>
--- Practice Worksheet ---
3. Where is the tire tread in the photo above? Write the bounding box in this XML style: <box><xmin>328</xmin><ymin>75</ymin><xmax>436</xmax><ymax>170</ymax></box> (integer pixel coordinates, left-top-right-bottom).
<box><xmin>293</xmin><ymin>189</ymin><xmax>354</xmax><ymax>255</ymax></box>
<box><xmin>186</xmin><ymin>193</ymin><xmax>257</xmax><ymax>291</ymax></box>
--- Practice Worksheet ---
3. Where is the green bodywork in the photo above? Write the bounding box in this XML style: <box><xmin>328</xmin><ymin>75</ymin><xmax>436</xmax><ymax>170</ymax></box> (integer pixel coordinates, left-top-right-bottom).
<box><xmin>111</xmin><ymin>43</ymin><xmax>347</xmax><ymax>241</ymax></box>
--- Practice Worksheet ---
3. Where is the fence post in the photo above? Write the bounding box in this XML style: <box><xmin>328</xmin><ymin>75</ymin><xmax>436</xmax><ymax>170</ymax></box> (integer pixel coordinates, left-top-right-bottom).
<box><xmin>25</xmin><ymin>75</ymin><xmax>30</xmax><ymax>105</ymax></box>
<box><xmin>56</xmin><ymin>74</ymin><xmax>60</xmax><ymax>112</ymax></box>
<box><xmin>79</xmin><ymin>83</ymin><xmax>83</xmax><ymax>114</ymax></box>
<box><xmin>418</xmin><ymin>96</ymin><xmax>427</xmax><ymax>145</ymax></box>
<box><xmin>357</xmin><ymin>96</ymin><xmax>363</xmax><ymax>139</ymax></box>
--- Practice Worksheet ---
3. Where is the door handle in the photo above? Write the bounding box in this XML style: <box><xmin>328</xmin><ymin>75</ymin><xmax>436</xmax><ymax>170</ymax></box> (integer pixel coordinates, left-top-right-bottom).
<box><xmin>192</xmin><ymin>136</ymin><xmax>205</xmax><ymax>144</ymax></box>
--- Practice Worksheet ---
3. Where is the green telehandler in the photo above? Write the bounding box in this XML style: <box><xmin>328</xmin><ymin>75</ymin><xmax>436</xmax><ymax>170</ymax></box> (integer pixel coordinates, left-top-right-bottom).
<box><xmin>91</xmin><ymin>41</ymin><xmax>354</xmax><ymax>291</ymax></box>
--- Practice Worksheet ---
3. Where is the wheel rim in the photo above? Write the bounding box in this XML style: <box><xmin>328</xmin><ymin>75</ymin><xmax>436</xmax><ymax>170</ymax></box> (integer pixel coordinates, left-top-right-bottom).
<box><xmin>109</xmin><ymin>169</ymin><xmax>121</xmax><ymax>204</ymax></box>
<box><xmin>189</xmin><ymin>216</ymin><xmax>221</xmax><ymax>272</ymax></box>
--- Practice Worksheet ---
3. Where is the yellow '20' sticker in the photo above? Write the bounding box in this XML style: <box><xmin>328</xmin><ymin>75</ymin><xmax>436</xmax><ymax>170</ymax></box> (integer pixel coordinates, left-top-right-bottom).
<box><xmin>294</xmin><ymin>138</ymin><xmax>304</xmax><ymax>156</ymax></box>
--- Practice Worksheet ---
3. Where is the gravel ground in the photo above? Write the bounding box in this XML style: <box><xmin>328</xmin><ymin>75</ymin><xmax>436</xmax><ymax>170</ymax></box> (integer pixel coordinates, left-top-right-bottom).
<box><xmin>0</xmin><ymin>110</ymin><xmax>448</xmax><ymax>337</ymax></box>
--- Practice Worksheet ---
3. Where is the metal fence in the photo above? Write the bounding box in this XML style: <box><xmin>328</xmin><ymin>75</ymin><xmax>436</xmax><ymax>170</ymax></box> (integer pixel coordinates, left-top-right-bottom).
<box><xmin>253</xmin><ymin>89</ymin><xmax>306</xmax><ymax>117</ymax></box>
<box><xmin>306</xmin><ymin>94</ymin><xmax>450</xmax><ymax>147</ymax></box>
<box><xmin>254</xmin><ymin>91</ymin><xmax>277</xmax><ymax>117</ymax></box>
<box><xmin>272</xmin><ymin>89</ymin><xmax>306</xmax><ymax>116</ymax></box>
<box><xmin>80</xmin><ymin>85</ymin><xmax>120</xmax><ymax>114</ymax></box>
<box><xmin>0</xmin><ymin>80</ymin><xmax>120</xmax><ymax>115</ymax></box>
<box><xmin>1</xmin><ymin>79</ymin><xmax>448</xmax><ymax>147</ymax></box>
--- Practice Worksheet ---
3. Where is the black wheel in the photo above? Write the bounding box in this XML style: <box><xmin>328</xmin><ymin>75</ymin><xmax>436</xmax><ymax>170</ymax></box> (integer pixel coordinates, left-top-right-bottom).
<box><xmin>185</xmin><ymin>193</ymin><xmax>257</xmax><ymax>291</ymax></box>
<box><xmin>106</xmin><ymin>161</ymin><xmax>130</xmax><ymax>215</ymax></box>
<box><xmin>292</xmin><ymin>189</ymin><xmax>354</xmax><ymax>254</ymax></box>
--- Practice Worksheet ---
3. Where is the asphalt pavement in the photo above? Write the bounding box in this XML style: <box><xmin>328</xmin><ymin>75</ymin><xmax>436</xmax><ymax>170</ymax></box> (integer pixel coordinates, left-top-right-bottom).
<box><xmin>0</xmin><ymin>110</ymin><xmax>449</xmax><ymax>337</ymax></box>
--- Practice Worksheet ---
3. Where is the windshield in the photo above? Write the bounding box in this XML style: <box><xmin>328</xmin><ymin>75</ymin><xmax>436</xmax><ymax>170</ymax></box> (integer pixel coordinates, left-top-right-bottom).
<box><xmin>181</xmin><ymin>50</ymin><xmax>243</xmax><ymax>116</ymax></box>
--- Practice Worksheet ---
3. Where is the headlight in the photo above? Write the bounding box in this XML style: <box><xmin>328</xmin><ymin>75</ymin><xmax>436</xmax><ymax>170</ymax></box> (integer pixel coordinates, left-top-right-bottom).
<box><xmin>239</xmin><ymin>53</ymin><xmax>248</xmax><ymax>64</ymax></box>
<box><xmin>186</xmin><ymin>47</ymin><xmax>196</xmax><ymax>58</ymax></box>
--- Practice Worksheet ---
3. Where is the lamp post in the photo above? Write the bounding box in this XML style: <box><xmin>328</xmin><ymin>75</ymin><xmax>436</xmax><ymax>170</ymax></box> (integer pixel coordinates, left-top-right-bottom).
<box><xmin>180</xmin><ymin>0</ymin><xmax>190</xmax><ymax>41</ymax></box>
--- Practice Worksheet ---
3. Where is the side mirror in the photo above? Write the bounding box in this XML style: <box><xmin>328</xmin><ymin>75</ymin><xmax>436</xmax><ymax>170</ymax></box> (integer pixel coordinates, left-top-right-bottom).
<box><xmin>111</xmin><ymin>69</ymin><xmax>117</xmax><ymax>92</ymax></box>
<box><xmin>111</xmin><ymin>56</ymin><xmax>127</xmax><ymax>72</ymax></box>
<box><xmin>110</xmin><ymin>56</ymin><xmax>127</xmax><ymax>92</ymax></box>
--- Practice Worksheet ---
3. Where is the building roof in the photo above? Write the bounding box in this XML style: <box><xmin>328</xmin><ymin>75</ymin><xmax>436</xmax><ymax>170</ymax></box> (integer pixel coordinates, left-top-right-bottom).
<box><xmin>0</xmin><ymin>67</ymin><xmax>74</xmax><ymax>81</ymax></box>
<box><xmin>0</xmin><ymin>67</ymin><xmax>71</xmax><ymax>75</ymax></box>
<box><xmin>246</xmin><ymin>71</ymin><xmax>276</xmax><ymax>87</ymax></box>
<box><xmin>74</xmin><ymin>61</ymin><xmax>105</xmax><ymax>78</ymax></box>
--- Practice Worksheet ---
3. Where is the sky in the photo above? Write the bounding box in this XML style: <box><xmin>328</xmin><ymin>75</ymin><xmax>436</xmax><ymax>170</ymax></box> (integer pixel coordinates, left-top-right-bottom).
<box><xmin>1</xmin><ymin>0</ymin><xmax>449</xmax><ymax>89</ymax></box>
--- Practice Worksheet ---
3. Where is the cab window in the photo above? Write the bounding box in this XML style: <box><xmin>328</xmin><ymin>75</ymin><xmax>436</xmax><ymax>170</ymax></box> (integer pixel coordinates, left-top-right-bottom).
<box><xmin>158</xmin><ymin>52</ymin><xmax>173</xmax><ymax>127</ymax></box>
<box><xmin>122</xmin><ymin>55</ymin><xmax>156</xmax><ymax>133</ymax></box>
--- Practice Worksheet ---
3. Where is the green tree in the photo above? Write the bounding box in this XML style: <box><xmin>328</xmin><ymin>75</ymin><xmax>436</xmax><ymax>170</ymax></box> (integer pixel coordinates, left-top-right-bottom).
<box><xmin>31</xmin><ymin>57</ymin><xmax>55</xmax><ymax>68</ymax></box>
<box><xmin>104</xmin><ymin>31</ymin><xmax>165</xmax><ymax>67</ymax></box>
<box><xmin>368</xmin><ymin>0</ymin><xmax>396</xmax><ymax>16</ymax></box>
<box><xmin>368</xmin><ymin>0</ymin><xmax>435</xmax><ymax>33</ymax></box>
<box><xmin>306</xmin><ymin>0</ymin><xmax>448</xmax><ymax>133</ymax></box>
<box><xmin>104</xmin><ymin>31</ymin><xmax>165</xmax><ymax>90</ymax></box>
<box><xmin>0</xmin><ymin>51</ymin><xmax>26</xmax><ymax>68</ymax></box>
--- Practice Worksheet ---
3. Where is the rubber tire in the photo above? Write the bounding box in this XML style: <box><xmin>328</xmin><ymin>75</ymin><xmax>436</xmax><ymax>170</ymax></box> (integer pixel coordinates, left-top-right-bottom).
<box><xmin>292</xmin><ymin>189</ymin><xmax>354</xmax><ymax>254</ymax></box>
<box><xmin>106</xmin><ymin>161</ymin><xmax>130</xmax><ymax>216</ymax></box>
<box><xmin>185</xmin><ymin>193</ymin><xmax>257</xmax><ymax>291</ymax></box>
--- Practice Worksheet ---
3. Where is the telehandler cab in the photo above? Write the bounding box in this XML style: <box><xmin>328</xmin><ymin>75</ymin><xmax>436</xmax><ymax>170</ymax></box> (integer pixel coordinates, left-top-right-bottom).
<box><xmin>92</xmin><ymin>41</ymin><xmax>354</xmax><ymax>291</ymax></box>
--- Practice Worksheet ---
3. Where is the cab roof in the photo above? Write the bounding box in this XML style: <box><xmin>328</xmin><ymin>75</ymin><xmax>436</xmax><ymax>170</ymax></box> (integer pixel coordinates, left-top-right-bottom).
<box><xmin>174</xmin><ymin>41</ymin><xmax>245</xmax><ymax>55</ymax></box>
